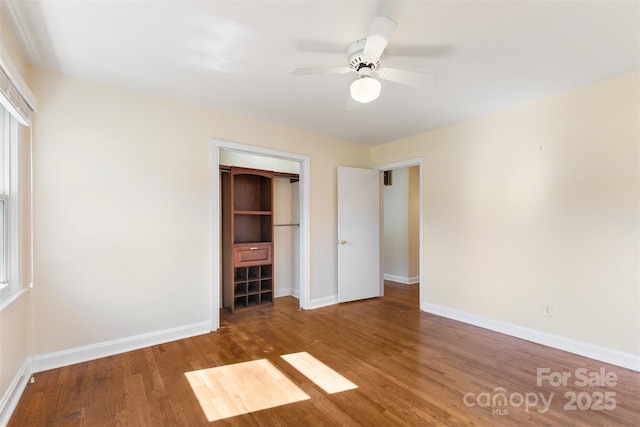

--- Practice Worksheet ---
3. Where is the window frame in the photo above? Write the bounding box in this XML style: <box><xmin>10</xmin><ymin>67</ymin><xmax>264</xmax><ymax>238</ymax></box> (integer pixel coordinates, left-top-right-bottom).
<box><xmin>0</xmin><ymin>194</ymin><xmax>8</xmax><ymax>287</ymax></box>
<box><xmin>0</xmin><ymin>105</ymin><xmax>23</xmax><ymax>308</ymax></box>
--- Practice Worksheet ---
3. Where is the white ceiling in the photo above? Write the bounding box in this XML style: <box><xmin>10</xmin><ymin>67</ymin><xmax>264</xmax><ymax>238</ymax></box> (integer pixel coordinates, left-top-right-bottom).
<box><xmin>2</xmin><ymin>1</ymin><xmax>639</xmax><ymax>146</ymax></box>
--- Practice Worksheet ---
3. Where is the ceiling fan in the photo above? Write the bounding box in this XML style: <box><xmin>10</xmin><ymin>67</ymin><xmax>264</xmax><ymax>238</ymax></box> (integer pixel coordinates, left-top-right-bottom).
<box><xmin>292</xmin><ymin>16</ymin><xmax>437</xmax><ymax>105</ymax></box>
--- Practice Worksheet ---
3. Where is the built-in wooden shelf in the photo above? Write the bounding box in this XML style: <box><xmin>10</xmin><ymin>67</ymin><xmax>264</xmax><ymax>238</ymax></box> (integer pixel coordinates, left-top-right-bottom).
<box><xmin>222</xmin><ymin>167</ymin><xmax>274</xmax><ymax>313</ymax></box>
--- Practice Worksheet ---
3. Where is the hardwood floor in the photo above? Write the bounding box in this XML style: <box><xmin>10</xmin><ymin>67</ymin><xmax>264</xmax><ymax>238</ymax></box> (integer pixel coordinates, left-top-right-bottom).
<box><xmin>9</xmin><ymin>282</ymin><xmax>640</xmax><ymax>426</ymax></box>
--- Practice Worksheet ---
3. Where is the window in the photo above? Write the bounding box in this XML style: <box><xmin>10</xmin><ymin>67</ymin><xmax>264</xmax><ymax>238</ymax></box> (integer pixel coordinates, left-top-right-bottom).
<box><xmin>0</xmin><ymin>103</ymin><xmax>22</xmax><ymax>301</ymax></box>
<box><xmin>0</xmin><ymin>49</ymin><xmax>35</xmax><ymax>307</ymax></box>
<box><xmin>0</xmin><ymin>195</ymin><xmax>7</xmax><ymax>285</ymax></box>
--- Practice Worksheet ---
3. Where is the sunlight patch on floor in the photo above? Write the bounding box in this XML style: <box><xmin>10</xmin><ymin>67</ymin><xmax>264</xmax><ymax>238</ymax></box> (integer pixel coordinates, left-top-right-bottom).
<box><xmin>281</xmin><ymin>352</ymin><xmax>358</xmax><ymax>394</ymax></box>
<box><xmin>185</xmin><ymin>359</ymin><xmax>310</xmax><ymax>422</ymax></box>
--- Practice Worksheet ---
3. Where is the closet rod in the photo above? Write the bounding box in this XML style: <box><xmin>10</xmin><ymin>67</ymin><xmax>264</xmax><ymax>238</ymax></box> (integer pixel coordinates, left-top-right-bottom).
<box><xmin>274</xmin><ymin>223</ymin><xmax>300</xmax><ymax>227</ymax></box>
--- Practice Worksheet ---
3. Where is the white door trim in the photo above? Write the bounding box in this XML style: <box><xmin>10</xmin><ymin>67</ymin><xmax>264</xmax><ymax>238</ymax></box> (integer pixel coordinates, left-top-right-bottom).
<box><xmin>210</xmin><ymin>140</ymin><xmax>311</xmax><ymax>330</ymax></box>
<box><xmin>375</xmin><ymin>157</ymin><xmax>425</xmax><ymax>311</ymax></box>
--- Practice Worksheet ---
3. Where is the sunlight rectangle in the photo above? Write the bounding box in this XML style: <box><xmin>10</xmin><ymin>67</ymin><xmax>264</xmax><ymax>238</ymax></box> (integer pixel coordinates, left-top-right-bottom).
<box><xmin>281</xmin><ymin>352</ymin><xmax>358</xmax><ymax>394</ymax></box>
<box><xmin>185</xmin><ymin>359</ymin><xmax>310</xmax><ymax>422</ymax></box>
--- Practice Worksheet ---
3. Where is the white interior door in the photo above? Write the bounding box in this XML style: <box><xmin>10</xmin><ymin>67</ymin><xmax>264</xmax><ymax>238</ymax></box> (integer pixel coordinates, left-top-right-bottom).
<box><xmin>337</xmin><ymin>166</ymin><xmax>382</xmax><ymax>302</ymax></box>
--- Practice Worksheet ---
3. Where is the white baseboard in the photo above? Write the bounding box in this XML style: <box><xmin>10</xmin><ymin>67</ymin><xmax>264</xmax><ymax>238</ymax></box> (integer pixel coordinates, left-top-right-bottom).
<box><xmin>0</xmin><ymin>358</ymin><xmax>32</xmax><ymax>427</ymax></box>
<box><xmin>309</xmin><ymin>294</ymin><xmax>338</xmax><ymax>309</ymax></box>
<box><xmin>31</xmin><ymin>321</ymin><xmax>211</xmax><ymax>373</ymax></box>
<box><xmin>384</xmin><ymin>274</ymin><xmax>420</xmax><ymax>285</ymax></box>
<box><xmin>423</xmin><ymin>303</ymin><xmax>640</xmax><ymax>372</ymax></box>
<box><xmin>275</xmin><ymin>287</ymin><xmax>300</xmax><ymax>299</ymax></box>
<box><xmin>275</xmin><ymin>288</ymin><xmax>291</xmax><ymax>298</ymax></box>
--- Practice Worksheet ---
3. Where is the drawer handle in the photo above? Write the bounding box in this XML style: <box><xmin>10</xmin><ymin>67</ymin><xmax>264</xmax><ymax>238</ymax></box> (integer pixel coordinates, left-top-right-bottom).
<box><xmin>249</xmin><ymin>247</ymin><xmax>259</xmax><ymax>250</ymax></box>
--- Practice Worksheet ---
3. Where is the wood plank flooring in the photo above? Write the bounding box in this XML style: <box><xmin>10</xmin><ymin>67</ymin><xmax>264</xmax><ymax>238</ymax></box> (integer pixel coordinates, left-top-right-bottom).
<box><xmin>9</xmin><ymin>282</ymin><xmax>640</xmax><ymax>426</ymax></box>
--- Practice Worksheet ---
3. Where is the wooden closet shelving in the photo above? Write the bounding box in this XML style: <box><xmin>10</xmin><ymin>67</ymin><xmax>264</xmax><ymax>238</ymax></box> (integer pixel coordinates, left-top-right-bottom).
<box><xmin>222</xmin><ymin>167</ymin><xmax>274</xmax><ymax>313</ymax></box>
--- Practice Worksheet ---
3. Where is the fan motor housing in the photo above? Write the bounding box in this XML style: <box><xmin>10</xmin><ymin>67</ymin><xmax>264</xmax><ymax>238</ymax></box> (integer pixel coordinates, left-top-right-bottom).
<box><xmin>347</xmin><ymin>39</ymin><xmax>381</xmax><ymax>71</ymax></box>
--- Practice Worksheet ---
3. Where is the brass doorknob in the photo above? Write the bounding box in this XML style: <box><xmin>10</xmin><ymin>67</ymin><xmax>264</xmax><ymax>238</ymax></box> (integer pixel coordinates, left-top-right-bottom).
<box><xmin>338</xmin><ymin>240</ymin><xmax>347</xmax><ymax>245</ymax></box>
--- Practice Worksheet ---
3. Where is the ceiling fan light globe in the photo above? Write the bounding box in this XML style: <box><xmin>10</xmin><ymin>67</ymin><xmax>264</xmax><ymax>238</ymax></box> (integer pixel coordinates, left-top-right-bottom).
<box><xmin>350</xmin><ymin>76</ymin><xmax>381</xmax><ymax>103</ymax></box>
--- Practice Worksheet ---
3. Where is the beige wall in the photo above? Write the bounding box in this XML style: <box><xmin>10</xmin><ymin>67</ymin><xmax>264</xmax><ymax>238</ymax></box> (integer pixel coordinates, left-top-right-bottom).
<box><xmin>0</xmin><ymin>296</ymin><xmax>28</xmax><ymax>418</ymax></box>
<box><xmin>372</xmin><ymin>71</ymin><xmax>640</xmax><ymax>355</ymax></box>
<box><xmin>28</xmin><ymin>66</ymin><xmax>369</xmax><ymax>355</ymax></box>
<box><xmin>273</xmin><ymin>176</ymin><xmax>300</xmax><ymax>296</ymax></box>
<box><xmin>0</xmin><ymin>11</ymin><xmax>31</xmax><ymax>410</ymax></box>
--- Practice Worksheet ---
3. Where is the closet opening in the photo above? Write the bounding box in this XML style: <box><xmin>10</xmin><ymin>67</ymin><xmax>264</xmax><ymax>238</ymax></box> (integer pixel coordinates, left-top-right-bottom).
<box><xmin>211</xmin><ymin>140</ymin><xmax>310</xmax><ymax>329</ymax></box>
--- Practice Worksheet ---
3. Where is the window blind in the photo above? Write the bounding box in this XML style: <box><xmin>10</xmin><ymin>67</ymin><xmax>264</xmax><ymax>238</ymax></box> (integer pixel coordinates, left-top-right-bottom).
<box><xmin>0</xmin><ymin>48</ymin><xmax>36</xmax><ymax>127</ymax></box>
<box><xmin>0</xmin><ymin>64</ymin><xmax>33</xmax><ymax>126</ymax></box>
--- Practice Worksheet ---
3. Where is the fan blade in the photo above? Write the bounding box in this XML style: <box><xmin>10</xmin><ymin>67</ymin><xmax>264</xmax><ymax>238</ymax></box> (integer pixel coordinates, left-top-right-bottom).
<box><xmin>377</xmin><ymin>67</ymin><xmax>437</xmax><ymax>89</ymax></box>
<box><xmin>363</xmin><ymin>17</ymin><xmax>397</xmax><ymax>60</ymax></box>
<box><xmin>292</xmin><ymin>66</ymin><xmax>352</xmax><ymax>76</ymax></box>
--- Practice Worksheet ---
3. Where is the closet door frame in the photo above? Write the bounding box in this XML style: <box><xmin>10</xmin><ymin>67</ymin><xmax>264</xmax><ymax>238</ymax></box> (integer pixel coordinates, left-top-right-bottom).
<box><xmin>210</xmin><ymin>140</ymin><xmax>310</xmax><ymax>330</ymax></box>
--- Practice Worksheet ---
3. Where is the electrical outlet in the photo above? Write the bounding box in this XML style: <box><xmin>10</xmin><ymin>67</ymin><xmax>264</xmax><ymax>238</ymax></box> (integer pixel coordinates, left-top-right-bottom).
<box><xmin>543</xmin><ymin>305</ymin><xmax>553</xmax><ymax>317</ymax></box>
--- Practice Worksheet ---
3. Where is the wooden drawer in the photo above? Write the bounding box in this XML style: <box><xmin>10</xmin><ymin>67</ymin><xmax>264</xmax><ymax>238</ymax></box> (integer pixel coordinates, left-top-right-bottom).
<box><xmin>233</xmin><ymin>243</ymin><xmax>272</xmax><ymax>267</ymax></box>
